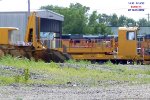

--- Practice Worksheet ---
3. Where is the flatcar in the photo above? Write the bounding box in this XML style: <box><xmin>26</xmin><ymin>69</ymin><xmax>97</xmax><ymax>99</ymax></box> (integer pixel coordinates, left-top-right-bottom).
<box><xmin>55</xmin><ymin>27</ymin><xmax>150</xmax><ymax>64</ymax></box>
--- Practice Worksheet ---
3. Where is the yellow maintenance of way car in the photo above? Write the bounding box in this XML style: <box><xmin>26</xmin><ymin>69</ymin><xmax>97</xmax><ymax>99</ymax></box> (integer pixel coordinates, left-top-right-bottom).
<box><xmin>0</xmin><ymin>12</ymin><xmax>69</xmax><ymax>62</ymax></box>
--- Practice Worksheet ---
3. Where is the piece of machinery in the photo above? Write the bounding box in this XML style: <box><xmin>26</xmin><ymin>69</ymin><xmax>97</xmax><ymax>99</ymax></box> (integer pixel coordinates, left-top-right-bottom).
<box><xmin>0</xmin><ymin>12</ymin><xmax>69</xmax><ymax>62</ymax></box>
<box><xmin>0</xmin><ymin>12</ymin><xmax>149</xmax><ymax>64</ymax></box>
<box><xmin>55</xmin><ymin>27</ymin><xmax>150</xmax><ymax>64</ymax></box>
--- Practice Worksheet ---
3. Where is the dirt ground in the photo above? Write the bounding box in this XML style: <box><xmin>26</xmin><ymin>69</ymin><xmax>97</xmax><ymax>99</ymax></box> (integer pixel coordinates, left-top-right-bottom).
<box><xmin>0</xmin><ymin>84</ymin><xmax>150</xmax><ymax>100</ymax></box>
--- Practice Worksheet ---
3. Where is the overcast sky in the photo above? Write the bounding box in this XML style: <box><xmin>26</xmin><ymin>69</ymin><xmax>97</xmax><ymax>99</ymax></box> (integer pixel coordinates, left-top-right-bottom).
<box><xmin>0</xmin><ymin>0</ymin><xmax>149</xmax><ymax>21</ymax></box>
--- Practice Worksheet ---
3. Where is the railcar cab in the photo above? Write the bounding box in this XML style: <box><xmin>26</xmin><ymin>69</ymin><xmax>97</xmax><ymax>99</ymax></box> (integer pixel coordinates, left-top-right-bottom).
<box><xmin>118</xmin><ymin>27</ymin><xmax>139</xmax><ymax>59</ymax></box>
<box><xmin>0</xmin><ymin>27</ymin><xmax>20</xmax><ymax>45</ymax></box>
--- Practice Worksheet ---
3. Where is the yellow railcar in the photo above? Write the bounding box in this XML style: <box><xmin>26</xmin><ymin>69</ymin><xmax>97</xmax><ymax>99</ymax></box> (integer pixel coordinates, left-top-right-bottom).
<box><xmin>0</xmin><ymin>12</ymin><xmax>68</xmax><ymax>62</ymax></box>
<box><xmin>55</xmin><ymin>27</ymin><xmax>150</xmax><ymax>64</ymax></box>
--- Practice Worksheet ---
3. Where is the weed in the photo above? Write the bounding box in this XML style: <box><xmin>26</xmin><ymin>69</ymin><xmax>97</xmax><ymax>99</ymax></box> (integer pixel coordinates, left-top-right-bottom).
<box><xmin>105</xmin><ymin>60</ymin><xmax>114</xmax><ymax>66</ymax></box>
<box><xmin>24</xmin><ymin>68</ymin><xmax>30</xmax><ymax>83</ymax></box>
<box><xmin>145</xmin><ymin>70</ymin><xmax>150</xmax><ymax>75</ymax></box>
<box><xmin>14</xmin><ymin>75</ymin><xmax>21</xmax><ymax>83</ymax></box>
<box><xmin>50</xmin><ymin>61</ymin><xmax>60</xmax><ymax>68</ymax></box>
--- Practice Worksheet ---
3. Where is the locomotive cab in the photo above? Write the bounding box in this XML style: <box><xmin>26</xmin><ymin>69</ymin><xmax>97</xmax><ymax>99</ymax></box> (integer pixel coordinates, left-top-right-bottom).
<box><xmin>118</xmin><ymin>27</ymin><xmax>139</xmax><ymax>59</ymax></box>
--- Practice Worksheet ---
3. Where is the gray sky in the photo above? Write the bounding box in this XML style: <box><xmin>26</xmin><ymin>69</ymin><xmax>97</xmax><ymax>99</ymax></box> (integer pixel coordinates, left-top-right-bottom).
<box><xmin>0</xmin><ymin>0</ymin><xmax>149</xmax><ymax>20</ymax></box>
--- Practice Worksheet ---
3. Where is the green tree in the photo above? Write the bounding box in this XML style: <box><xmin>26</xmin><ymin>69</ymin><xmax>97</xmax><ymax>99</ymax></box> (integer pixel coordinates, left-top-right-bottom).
<box><xmin>98</xmin><ymin>14</ymin><xmax>111</xmax><ymax>25</ymax></box>
<box><xmin>126</xmin><ymin>18</ymin><xmax>135</xmax><ymax>25</ymax></box>
<box><xmin>110</xmin><ymin>13</ymin><xmax>118</xmax><ymax>26</ymax></box>
<box><xmin>87</xmin><ymin>11</ymin><xmax>112</xmax><ymax>35</ymax></box>
<box><xmin>98</xmin><ymin>14</ymin><xmax>105</xmax><ymax>24</ymax></box>
<box><xmin>41</xmin><ymin>3</ymin><xmax>89</xmax><ymax>34</ymax></box>
<box><xmin>41</xmin><ymin>3</ymin><xmax>113</xmax><ymax>35</ymax></box>
<box><xmin>99</xmin><ymin>24</ymin><xmax>112</xmax><ymax>35</ymax></box>
<box><xmin>87</xmin><ymin>11</ymin><xmax>98</xmax><ymax>34</ymax></box>
<box><xmin>118</xmin><ymin>15</ymin><xmax>127</xmax><ymax>26</ymax></box>
<box><xmin>137</xmin><ymin>18</ymin><xmax>148</xmax><ymax>27</ymax></box>
<box><xmin>88</xmin><ymin>11</ymin><xmax>98</xmax><ymax>26</ymax></box>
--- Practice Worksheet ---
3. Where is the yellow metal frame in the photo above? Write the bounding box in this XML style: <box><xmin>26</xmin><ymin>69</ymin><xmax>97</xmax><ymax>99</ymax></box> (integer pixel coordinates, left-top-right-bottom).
<box><xmin>25</xmin><ymin>12</ymin><xmax>45</xmax><ymax>50</ymax></box>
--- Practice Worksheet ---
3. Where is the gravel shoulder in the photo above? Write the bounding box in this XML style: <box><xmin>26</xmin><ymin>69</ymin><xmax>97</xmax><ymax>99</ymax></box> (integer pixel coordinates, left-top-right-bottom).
<box><xmin>0</xmin><ymin>84</ymin><xmax>150</xmax><ymax>100</ymax></box>
<box><xmin>0</xmin><ymin>64</ymin><xmax>150</xmax><ymax>99</ymax></box>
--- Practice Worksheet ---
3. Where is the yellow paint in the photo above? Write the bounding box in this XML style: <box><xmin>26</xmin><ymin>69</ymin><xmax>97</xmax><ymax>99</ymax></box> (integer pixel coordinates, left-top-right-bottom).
<box><xmin>118</xmin><ymin>27</ymin><xmax>138</xmax><ymax>58</ymax></box>
<box><xmin>0</xmin><ymin>27</ymin><xmax>18</xmax><ymax>44</ymax></box>
<box><xmin>25</xmin><ymin>12</ymin><xmax>45</xmax><ymax>50</ymax></box>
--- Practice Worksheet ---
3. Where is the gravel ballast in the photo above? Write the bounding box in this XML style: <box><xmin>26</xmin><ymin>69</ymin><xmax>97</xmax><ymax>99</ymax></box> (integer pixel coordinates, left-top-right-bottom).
<box><xmin>0</xmin><ymin>84</ymin><xmax>150</xmax><ymax>100</ymax></box>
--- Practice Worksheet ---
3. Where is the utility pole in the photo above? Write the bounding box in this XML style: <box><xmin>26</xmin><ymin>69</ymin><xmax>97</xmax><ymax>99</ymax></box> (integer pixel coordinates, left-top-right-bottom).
<box><xmin>146</xmin><ymin>13</ymin><xmax>150</xmax><ymax>22</ymax></box>
<box><xmin>28</xmin><ymin>0</ymin><xmax>30</xmax><ymax>16</ymax></box>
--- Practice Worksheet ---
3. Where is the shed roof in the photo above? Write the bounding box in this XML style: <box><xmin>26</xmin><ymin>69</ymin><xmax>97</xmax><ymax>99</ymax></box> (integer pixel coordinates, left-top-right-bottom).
<box><xmin>0</xmin><ymin>27</ymin><xmax>19</xmax><ymax>30</ymax></box>
<box><xmin>118</xmin><ymin>27</ymin><xmax>139</xmax><ymax>31</ymax></box>
<box><xmin>0</xmin><ymin>10</ymin><xmax>64</xmax><ymax>21</ymax></box>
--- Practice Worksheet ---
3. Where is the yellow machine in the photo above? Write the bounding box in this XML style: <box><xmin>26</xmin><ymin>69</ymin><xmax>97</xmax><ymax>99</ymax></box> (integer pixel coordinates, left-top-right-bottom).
<box><xmin>56</xmin><ymin>26</ymin><xmax>150</xmax><ymax>64</ymax></box>
<box><xmin>118</xmin><ymin>27</ymin><xmax>150</xmax><ymax>63</ymax></box>
<box><xmin>25</xmin><ymin>12</ymin><xmax>44</xmax><ymax>50</ymax></box>
<box><xmin>0</xmin><ymin>12</ymin><xmax>68</xmax><ymax>62</ymax></box>
<box><xmin>0</xmin><ymin>27</ymin><xmax>33</xmax><ymax>58</ymax></box>
<box><xmin>0</xmin><ymin>12</ymin><xmax>149</xmax><ymax>64</ymax></box>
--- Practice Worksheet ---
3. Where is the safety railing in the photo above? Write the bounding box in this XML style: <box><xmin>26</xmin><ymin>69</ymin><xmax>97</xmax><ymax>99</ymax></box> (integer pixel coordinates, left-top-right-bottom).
<box><xmin>38</xmin><ymin>38</ymin><xmax>115</xmax><ymax>49</ymax></box>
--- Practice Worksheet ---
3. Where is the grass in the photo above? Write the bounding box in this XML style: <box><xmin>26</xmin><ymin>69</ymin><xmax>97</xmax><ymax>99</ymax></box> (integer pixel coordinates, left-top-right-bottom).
<box><xmin>0</xmin><ymin>56</ymin><xmax>150</xmax><ymax>86</ymax></box>
<box><xmin>0</xmin><ymin>76</ymin><xmax>14</xmax><ymax>85</ymax></box>
<box><xmin>66</xmin><ymin>59</ymin><xmax>92</xmax><ymax>65</ymax></box>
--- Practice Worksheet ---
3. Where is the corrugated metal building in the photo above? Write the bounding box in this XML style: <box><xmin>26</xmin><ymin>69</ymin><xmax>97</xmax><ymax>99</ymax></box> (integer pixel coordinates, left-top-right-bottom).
<box><xmin>0</xmin><ymin>10</ymin><xmax>64</xmax><ymax>41</ymax></box>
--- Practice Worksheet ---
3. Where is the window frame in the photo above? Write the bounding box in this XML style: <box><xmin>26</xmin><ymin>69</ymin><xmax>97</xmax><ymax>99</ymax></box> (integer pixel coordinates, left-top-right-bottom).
<box><xmin>126</xmin><ymin>31</ymin><xmax>136</xmax><ymax>40</ymax></box>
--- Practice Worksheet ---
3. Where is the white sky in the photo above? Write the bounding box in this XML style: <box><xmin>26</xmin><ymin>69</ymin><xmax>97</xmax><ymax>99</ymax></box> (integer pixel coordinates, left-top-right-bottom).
<box><xmin>0</xmin><ymin>0</ymin><xmax>149</xmax><ymax>21</ymax></box>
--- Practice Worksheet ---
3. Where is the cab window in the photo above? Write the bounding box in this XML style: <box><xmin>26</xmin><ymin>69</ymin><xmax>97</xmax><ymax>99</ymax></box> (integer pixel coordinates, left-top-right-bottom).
<box><xmin>126</xmin><ymin>31</ymin><xmax>136</xmax><ymax>40</ymax></box>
